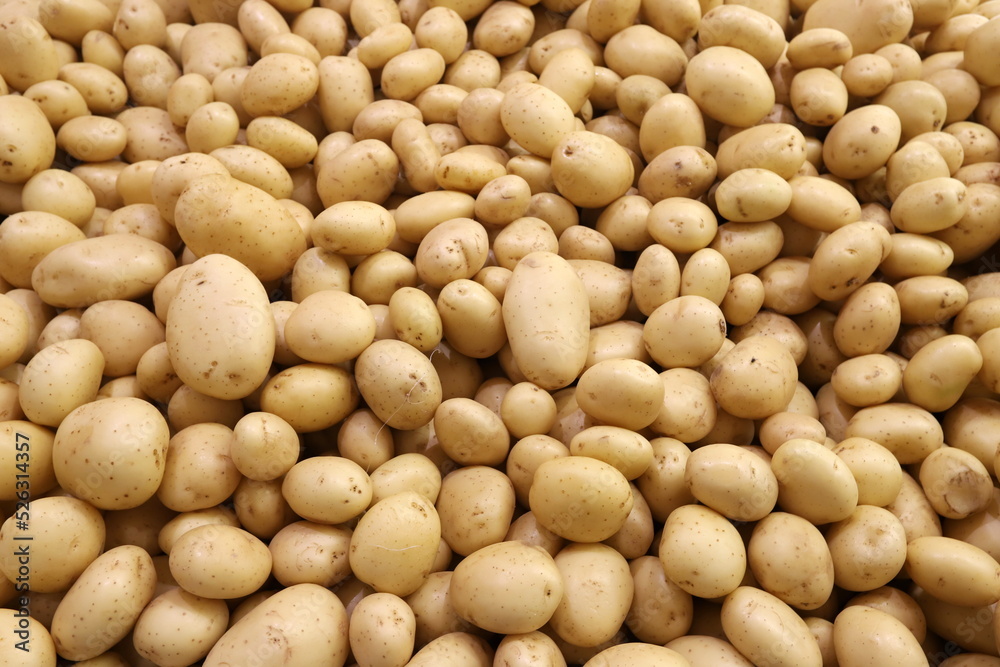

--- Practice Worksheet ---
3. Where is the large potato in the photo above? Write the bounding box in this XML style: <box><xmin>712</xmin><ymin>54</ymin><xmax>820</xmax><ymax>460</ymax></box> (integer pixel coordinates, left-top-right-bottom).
<box><xmin>503</xmin><ymin>251</ymin><xmax>590</xmax><ymax>390</ymax></box>
<box><xmin>166</xmin><ymin>254</ymin><xmax>275</xmax><ymax>400</ymax></box>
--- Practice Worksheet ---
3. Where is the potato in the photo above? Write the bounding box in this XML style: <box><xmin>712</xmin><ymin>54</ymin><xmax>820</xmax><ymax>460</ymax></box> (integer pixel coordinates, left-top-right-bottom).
<box><xmin>833</xmin><ymin>606</ymin><xmax>927</xmax><ymax>666</ymax></box>
<box><xmin>826</xmin><ymin>505</ymin><xmax>908</xmax><ymax>591</ymax></box>
<box><xmin>132</xmin><ymin>588</ymin><xmax>229</xmax><ymax>667</ymax></box>
<box><xmin>349</xmin><ymin>592</ymin><xmax>416</xmax><ymax>667</ymax></box>
<box><xmin>203</xmin><ymin>584</ymin><xmax>349</xmax><ymax>667</ymax></box>
<box><xmin>17</xmin><ymin>338</ymin><xmax>104</xmax><ymax>427</ymax></box>
<box><xmin>0</xmin><ymin>496</ymin><xmax>103</xmax><ymax>594</ymax></box>
<box><xmin>685</xmin><ymin>443</ymin><xmax>778</xmax><ymax>522</ymax></box>
<box><xmin>549</xmin><ymin>543</ymin><xmax>632</xmax><ymax>648</ymax></box>
<box><xmin>772</xmin><ymin>438</ymin><xmax>859</xmax><ymax>524</ymax></box>
<box><xmin>500</xmin><ymin>83</ymin><xmax>577</xmax><ymax>159</ymax></box>
<box><xmin>354</xmin><ymin>339</ymin><xmax>442</xmax><ymax>430</ymax></box>
<box><xmin>721</xmin><ymin>586</ymin><xmax>823</xmax><ymax>667</ymax></box>
<box><xmin>660</xmin><ymin>504</ymin><xmax>746</xmax><ymax>599</ymax></box>
<box><xmin>0</xmin><ymin>94</ymin><xmax>56</xmax><ymax>185</ymax></box>
<box><xmin>53</xmin><ymin>397</ymin><xmax>169</xmax><ymax>510</ymax></box>
<box><xmin>906</xmin><ymin>536</ymin><xmax>1000</xmax><ymax>607</ymax></box>
<box><xmin>259</xmin><ymin>363</ymin><xmax>359</xmax><ymax>433</ymax></box>
<box><xmin>749</xmin><ymin>512</ymin><xmax>835</xmax><ymax>610</ymax></box>
<box><xmin>165</xmin><ymin>254</ymin><xmax>275</xmax><ymax>400</ymax></box>
<box><xmin>710</xmin><ymin>335</ymin><xmax>798</xmax><ymax>420</ymax></box>
<box><xmin>451</xmin><ymin>541</ymin><xmax>562</xmax><ymax>634</ymax></box>
<box><xmin>551</xmin><ymin>131</ymin><xmax>634</xmax><ymax>208</ymax></box>
<box><xmin>269</xmin><ymin>521</ymin><xmax>352</xmax><ymax>588</ymax></box>
<box><xmin>822</xmin><ymin>105</ymin><xmax>902</xmax><ymax>179</ymax></box>
<box><xmin>685</xmin><ymin>46</ymin><xmax>775</xmax><ymax>128</ymax></box>
<box><xmin>530</xmin><ymin>456</ymin><xmax>632</xmax><ymax>543</ymax></box>
<box><xmin>349</xmin><ymin>491</ymin><xmax>441</xmax><ymax>596</ymax></box>
<box><xmin>284</xmin><ymin>290</ymin><xmax>376</xmax><ymax>364</ymax></box>
<box><xmin>808</xmin><ymin>221</ymin><xmax>891</xmax><ymax>301</ymax></box>
<box><xmin>169</xmin><ymin>524</ymin><xmax>272</xmax><ymax>599</ymax></box>
<box><xmin>406</xmin><ymin>632</ymin><xmax>493</xmax><ymax>666</ymax></box>
<box><xmin>49</xmin><ymin>545</ymin><xmax>157</xmax><ymax>661</ymax></box>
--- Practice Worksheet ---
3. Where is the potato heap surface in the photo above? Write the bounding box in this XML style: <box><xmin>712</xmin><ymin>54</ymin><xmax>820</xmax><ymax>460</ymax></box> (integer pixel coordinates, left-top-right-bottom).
<box><xmin>1</xmin><ymin>0</ymin><xmax>1000</xmax><ymax>665</ymax></box>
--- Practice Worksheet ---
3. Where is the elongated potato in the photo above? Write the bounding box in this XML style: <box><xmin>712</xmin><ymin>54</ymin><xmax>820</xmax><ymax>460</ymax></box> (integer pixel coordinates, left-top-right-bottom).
<box><xmin>502</xmin><ymin>251</ymin><xmax>590</xmax><ymax>390</ymax></box>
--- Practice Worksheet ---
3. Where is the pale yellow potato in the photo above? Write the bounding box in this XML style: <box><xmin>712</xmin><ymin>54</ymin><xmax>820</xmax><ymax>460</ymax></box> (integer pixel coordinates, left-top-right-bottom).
<box><xmin>550</xmin><ymin>131</ymin><xmax>633</xmax><ymax>209</ymax></box>
<box><xmin>284</xmin><ymin>290</ymin><xmax>375</xmax><ymax>364</ymax></box>
<box><xmin>259</xmin><ymin>363</ymin><xmax>359</xmax><ymax>433</ymax></box>
<box><xmin>20</xmin><ymin>169</ymin><xmax>95</xmax><ymax>228</ymax></box>
<box><xmin>548</xmin><ymin>542</ymin><xmax>632</xmax><ymax>649</ymax></box>
<box><xmin>833</xmin><ymin>606</ymin><xmax>926</xmax><ymax>666</ymax></box>
<box><xmin>721</xmin><ymin>586</ymin><xmax>823</xmax><ymax>667</ymax></box>
<box><xmin>785</xmin><ymin>175</ymin><xmax>862</xmax><ymax>232</ymax></box>
<box><xmin>498</xmin><ymin>381</ymin><xmax>557</xmax><ymax>439</ymax></box>
<box><xmin>685</xmin><ymin>443</ymin><xmax>777</xmax><ymax>522</ymax></box>
<box><xmin>156</xmin><ymin>423</ymin><xmax>240</xmax><ymax>512</ymax></box>
<box><xmin>451</xmin><ymin>541</ymin><xmax>562</xmax><ymax>634</ymax></box>
<box><xmin>79</xmin><ymin>300</ymin><xmax>164</xmax><ymax>378</ymax></box>
<box><xmin>18</xmin><ymin>338</ymin><xmax>103</xmax><ymax>427</ymax></box>
<box><xmin>830</xmin><ymin>354</ymin><xmax>902</xmax><ymax>408</ymax></box>
<box><xmin>354</xmin><ymin>338</ymin><xmax>441</xmax><ymax>429</ymax></box>
<box><xmin>282</xmin><ymin>456</ymin><xmax>371</xmax><ymax>524</ymax></box>
<box><xmin>50</xmin><ymin>545</ymin><xmax>157</xmax><ymax>661</ymax></box>
<box><xmin>646</xmin><ymin>197</ymin><xmax>718</xmax><ymax>254</ymax></box>
<box><xmin>903</xmin><ymin>334</ymin><xmax>982</xmax><ymax>412</ymax></box>
<box><xmin>208</xmin><ymin>144</ymin><xmax>293</xmax><ymax>199</ymax></box>
<box><xmin>169</xmin><ymin>524</ymin><xmax>271</xmax><ymax>599</ymax></box>
<box><xmin>0</xmin><ymin>15</ymin><xmax>61</xmax><ymax>92</ymax></box>
<box><xmin>494</xmin><ymin>632</ymin><xmax>567</xmax><ymax>667</ymax></box>
<box><xmin>348</xmin><ymin>592</ymin><xmax>416</xmax><ymax>667</ymax></box>
<box><xmin>22</xmin><ymin>80</ymin><xmax>90</xmax><ymax>131</ymax></box>
<box><xmin>349</xmin><ymin>491</ymin><xmax>441</xmax><ymax>595</ymax></box>
<box><xmin>122</xmin><ymin>44</ymin><xmax>180</xmax><ymax>109</ymax></box>
<box><xmin>604</xmin><ymin>24</ymin><xmax>686</xmax><ymax>87</ymax></box>
<box><xmin>710</xmin><ymin>335</ymin><xmax>798</xmax><ymax>420</ymax></box>
<box><xmin>406</xmin><ymin>632</ymin><xmax>493</xmax><ymax>667</ymax></box>
<box><xmin>919</xmin><ymin>446</ymin><xmax>993</xmax><ymax>520</ymax></box>
<box><xmin>787</xmin><ymin>28</ymin><xmax>853</xmax><ymax>69</ymax></box>
<box><xmin>0</xmin><ymin>294</ymin><xmax>29</xmax><ymax>371</ymax></box>
<box><xmin>826</xmin><ymin>505</ymin><xmax>908</xmax><ymax>591</ymax></box>
<box><xmin>0</xmin><ymin>610</ymin><xmax>56</xmax><ymax>665</ymax></box>
<box><xmin>907</xmin><ymin>536</ymin><xmax>1000</xmax><ymax>607</ymax></box>
<box><xmin>634</xmin><ymin>92</ymin><xmax>701</xmax><ymax>163</ymax></box>
<box><xmin>165</xmin><ymin>253</ymin><xmax>275</xmax><ymax>400</ymax></box>
<box><xmin>895</xmin><ymin>275</ymin><xmax>968</xmax><ymax>325</ymax></box>
<box><xmin>183</xmin><ymin>102</ymin><xmax>239</xmax><ymax>154</ymax></box>
<box><xmin>643</xmin><ymin>295</ymin><xmax>726</xmax><ymax>369</ymax></box>
<box><xmin>790</xmin><ymin>67</ymin><xmax>849</xmax><ymax>127</ymax></box>
<box><xmin>157</xmin><ymin>506</ymin><xmax>239</xmax><ymax>555</ymax></box>
<box><xmin>758</xmin><ymin>411</ymin><xmax>826</xmax><ymax>453</ymax></box>
<box><xmin>393</xmin><ymin>118</ymin><xmax>442</xmax><ymax>193</ymax></box>
<box><xmin>715</xmin><ymin>123</ymin><xmax>807</xmax><ymax>181</ymax></box>
<box><xmin>132</xmin><ymin>588</ymin><xmax>229</xmax><ymax>667</ymax></box>
<box><xmin>808</xmin><ymin>221</ymin><xmax>891</xmax><ymax>302</ymax></box>
<box><xmin>436</xmin><ymin>465</ymin><xmax>514</xmax><ymax>557</ymax></box>
<box><xmin>369</xmin><ymin>452</ymin><xmax>442</xmax><ymax>506</ymax></box>
<box><xmin>316</xmin><ymin>138</ymin><xmax>399</xmax><ymax>207</ymax></box>
<box><xmin>697</xmin><ymin>4</ymin><xmax>785</xmax><ymax>69</ymax></box>
<box><xmin>383</xmin><ymin>48</ymin><xmax>447</xmax><ymax>102</ymax></box>
<box><xmin>0</xmin><ymin>420</ymin><xmax>57</xmax><ymax>501</ymax></box>
<box><xmin>0</xmin><ymin>496</ymin><xmax>103</xmax><ymax>593</ymax></box>
<box><xmin>822</xmin><ymin>105</ymin><xmax>902</xmax><ymax>179</ymax></box>
<box><xmin>834</xmin><ymin>282</ymin><xmax>902</xmax><ymax>356</ymax></box>
<box><xmin>500</xmin><ymin>83</ymin><xmax>577</xmax><ymax>159</ymax></box>
<box><xmin>685</xmin><ymin>46</ymin><xmax>774</xmax><ymax>128</ymax></box>
<box><xmin>203</xmin><ymin>584</ymin><xmax>349</xmax><ymax>667</ymax></box>
<box><xmin>944</xmin><ymin>398</ymin><xmax>1000</xmax><ymax>473</ymax></box>
<box><xmin>880</xmin><ymin>232</ymin><xmax>953</xmax><ymax>279</ymax></box>
<box><xmin>659</xmin><ymin>504</ymin><xmax>745</xmax><ymax>599</ymax></box>
<box><xmin>575</xmin><ymin>358</ymin><xmax>663</xmax><ymax>431</ymax></box>
<box><xmin>772</xmin><ymin>438</ymin><xmax>859</xmax><ymax>524</ymax></box>
<box><xmin>174</xmin><ymin>174</ymin><xmax>305</xmax><ymax>280</ymax></box>
<box><xmin>666</xmin><ymin>635</ymin><xmax>754</xmax><ymax>667</ymax></box>
<box><xmin>417</xmin><ymin>6</ymin><xmax>468</xmax><ymax>63</ymax></box>
<box><xmin>749</xmin><ymin>512</ymin><xmax>834</xmax><ymax>610</ymax></box>
<box><xmin>436</xmin><ymin>278</ymin><xmax>506</xmax><ymax>359</ymax></box>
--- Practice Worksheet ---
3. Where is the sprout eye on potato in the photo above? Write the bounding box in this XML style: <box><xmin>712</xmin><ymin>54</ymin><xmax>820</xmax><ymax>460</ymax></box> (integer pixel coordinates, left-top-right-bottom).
<box><xmin>5</xmin><ymin>1</ymin><xmax>1000</xmax><ymax>665</ymax></box>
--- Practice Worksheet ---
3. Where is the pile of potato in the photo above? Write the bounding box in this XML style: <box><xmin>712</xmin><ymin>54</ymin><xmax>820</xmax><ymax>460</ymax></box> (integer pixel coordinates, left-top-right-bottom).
<box><xmin>2</xmin><ymin>0</ymin><xmax>1000</xmax><ymax>664</ymax></box>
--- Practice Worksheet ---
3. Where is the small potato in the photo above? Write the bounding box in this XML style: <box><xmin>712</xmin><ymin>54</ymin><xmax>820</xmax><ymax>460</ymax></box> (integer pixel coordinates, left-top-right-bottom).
<box><xmin>685</xmin><ymin>46</ymin><xmax>775</xmax><ymax>128</ymax></box>
<box><xmin>500</xmin><ymin>382</ymin><xmax>557</xmax><ymax>439</ymax></box>
<box><xmin>643</xmin><ymin>295</ymin><xmax>727</xmax><ymax>369</ymax></box>
<box><xmin>786</xmin><ymin>175</ymin><xmax>862</xmax><ymax>232</ymax></box>
<box><xmin>315</xmin><ymin>138</ymin><xmax>399</xmax><ymax>207</ymax></box>
<box><xmin>826</xmin><ymin>505</ymin><xmax>908</xmax><ymax>592</ymax></box>
<box><xmin>834</xmin><ymin>282</ymin><xmax>902</xmax><ymax>356</ymax></box>
<box><xmin>907</xmin><ymin>536</ymin><xmax>1000</xmax><ymax>607</ymax></box>
<box><xmin>550</xmin><ymin>543</ymin><xmax>633</xmax><ymax>648</ymax></box>
<box><xmin>604</xmin><ymin>24</ymin><xmax>686</xmax><ymax>87</ymax></box>
<box><xmin>415</xmin><ymin>218</ymin><xmax>490</xmax><ymax>288</ymax></box>
<box><xmin>659</xmin><ymin>504</ymin><xmax>746</xmax><ymax>599</ymax></box>
<box><xmin>169</xmin><ymin>524</ymin><xmax>271</xmax><ymax>599</ymax></box>
<box><xmin>284</xmin><ymin>290</ymin><xmax>375</xmax><ymax>364</ymax></box>
<box><xmin>550</xmin><ymin>131</ymin><xmax>634</xmax><ymax>208</ymax></box>
<box><xmin>919</xmin><ymin>446</ymin><xmax>993</xmax><ymax>520</ymax></box>
<box><xmin>434</xmin><ymin>397</ymin><xmax>510</xmax><ymax>465</ymax></box>
<box><xmin>500</xmin><ymin>83</ymin><xmax>577</xmax><ymax>159</ymax></box>
<box><xmin>132</xmin><ymin>588</ymin><xmax>229</xmax><ymax>667</ymax></box>
<box><xmin>647</xmin><ymin>197</ymin><xmax>718</xmax><ymax>254</ymax></box>
<box><xmin>772</xmin><ymin>438</ymin><xmax>859</xmax><ymax>525</ymax></box>
<box><xmin>355</xmin><ymin>339</ymin><xmax>442</xmax><ymax>430</ymax></box>
<box><xmin>894</xmin><ymin>275</ymin><xmax>968</xmax><ymax>325</ymax></box>
<box><xmin>231</xmin><ymin>411</ymin><xmax>299</xmax><ymax>482</ymax></box>
<box><xmin>831</xmin><ymin>354</ymin><xmax>902</xmax><ymax>407</ymax></box>
<box><xmin>697</xmin><ymin>5</ymin><xmax>786</xmax><ymax>69</ymax></box>
<box><xmin>282</xmin><ymin>456</ymin><xmax>372</xmax><ymax>524</ymax></box>
<box><xmin>685</xmin><ymin>443</ymin><xmax>778</xmax><ymax>522</ymax></box>
<box><xmin>710</xmin><ymin>335</ymin><xmax>798</xmax><ymax>420</ymax></box>
<box><xmin>451</xmin><ymin>541</ymin><xmax>563</xmax><ymax>634</ymax></box>
<box><xmin>808</xmin><ymin>221</ymin><xmax>891</xmax><ymax>301</ymax></box>
<box><xmin>382</xmin><ymin>49</ymin><xmax>447</xmax><ymax>101</ymax></box>
<box><xmin>349</xmin><ymin>592</ymin><xmax>416</xmax><ymax>667</ymax></box>
<box><xmin>715</xmin><ymin>123</ymin><xmax>807</xmax><ymax>181</ymax></box>
<box><xmin>790</xmin><ymin>68</ymin><xmax>849</xmax><ymax>127</ymax></box>
<box><xmin>833</xmin><ymin>606</ymin><xmax>927</xmax><ymax>666</ymax></box>
<box><xmin>49</xmin><ymin>545</ymin><xmax>157</xmax><ymax>661</ymax></box>
<box><xmin>787</xmin><ymin>28</ymin><xmax>853</xmax><ymax>69</ymax></box>
<box><xmin>529</xmin><ymin>456</ymin><xmax>632</xmax><ymax>543</ymax></box>
<box><xmin>20</xmin><ymin>169</ymin><xmax>95</xmax><ymax>227</ymax></box>
<box><xmin>17</xmin><ymin>338</ymin><xmax>104</xmax><ymax>427</ymax></box>
<box><xmin>880</xmin><ymin>233</ymin><xmax>953</xmax><ymax>279</ymax></box>
<box><xmin>749</xmin><ymin>512</ymin><xmax>835</xmax><ymax>611</ymax></box>
<box><xmin>822</xmin><ymin>104</ymin><xmax>902</xmax><ymax>180</ymax></box>
<box><xmin>418</xmin><ymin>6</ymin><xmax>469</xmax><ymax>63</ymax></box>
<box><xmin>715</xmin><ymin>168</ymin><xmax>793</xmax><ymax>223</ymax></box>
<box><xmin>903</xmin><ymin>334</ymin><xmax>982</xmax><ymax>412</ymax></box>
<box><xmin>494</xmin><ymin>632</ymin><xmax>566</xmax><ymax>667</ymax></box>
<box><xmin>157</xmin><ymin>423</ymin><xmax>240</xmax><ymax>512</ymax></box>
<box><xmin>350</xmin><ymin>491</ymin><xmax>441</xmax><ymax>595</ymax></box>
<box><xmin>575</xmin><ymin>359</ymin><xmax>663</xmax><ymax>431</ymax></box>
<box><xmin>638</xmin><ymin>145</ymin><xmax>717</xmax><ymax>203</ymax></box>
